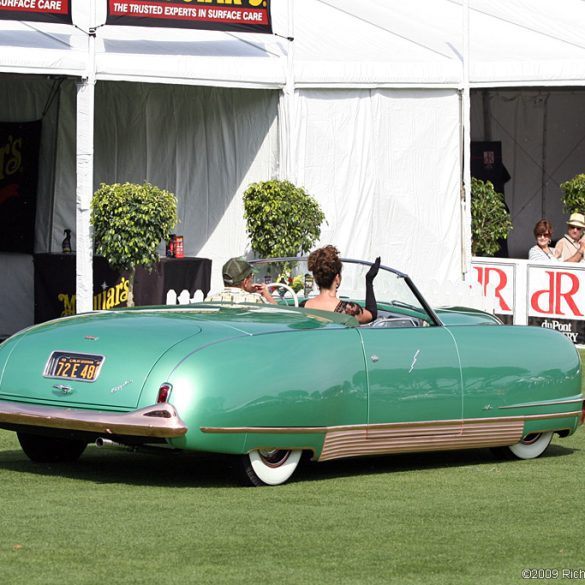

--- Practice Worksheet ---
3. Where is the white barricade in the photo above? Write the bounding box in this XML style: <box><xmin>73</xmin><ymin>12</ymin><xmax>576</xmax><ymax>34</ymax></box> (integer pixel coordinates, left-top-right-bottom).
<box><xmin>470</xmin><ymin>257</ymin><xmax>585</xmax><ymax>345</ymax></box>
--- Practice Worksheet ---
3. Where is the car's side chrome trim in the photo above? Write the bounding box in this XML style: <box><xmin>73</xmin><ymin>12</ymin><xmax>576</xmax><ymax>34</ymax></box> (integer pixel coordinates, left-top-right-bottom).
<box><xmin>0</xmin><ymin>401</ymin><xmax>187</xmax><ymax>438</ymax></box>
<box><xmin>200</xmin><ymin>411</ymin><xmax>581</xmax><ymax>435</ymax></box>
<box><xmin>497</xmin><ymin>397</ymin><xmax>584</xmax><ymax>409</ymax></box>
<box><xmin>200</xmin><ymin>410</ymin><xmax>582</xmax><ymax>461</ymax></box>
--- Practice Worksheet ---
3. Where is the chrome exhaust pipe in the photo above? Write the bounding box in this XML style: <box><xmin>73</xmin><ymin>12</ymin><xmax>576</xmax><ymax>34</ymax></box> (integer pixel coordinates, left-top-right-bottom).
<box><xmin>95</xmin><ymin>437</ymin><xmax>127</xmax><ymax>449</ymax></box>
<box><xmin>94</xmin><ymin>437</ymin><xmax>169</xmax><ymax>453</ymax></box>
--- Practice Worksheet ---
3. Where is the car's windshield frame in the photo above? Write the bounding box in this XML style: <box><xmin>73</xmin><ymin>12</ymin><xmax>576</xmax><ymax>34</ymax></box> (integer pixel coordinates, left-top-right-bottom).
<box><xmin>249</xmin><ymin>256</ymin><xmax>443</xmax><ymax>327</ymax></box>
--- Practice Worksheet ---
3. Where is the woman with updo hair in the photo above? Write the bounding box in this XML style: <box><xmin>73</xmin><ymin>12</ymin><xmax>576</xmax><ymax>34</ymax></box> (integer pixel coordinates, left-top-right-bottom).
<box><xmin>305</xmin><ymin>245</ymin><xmax>380</xmax><ymax>324</ymax></box>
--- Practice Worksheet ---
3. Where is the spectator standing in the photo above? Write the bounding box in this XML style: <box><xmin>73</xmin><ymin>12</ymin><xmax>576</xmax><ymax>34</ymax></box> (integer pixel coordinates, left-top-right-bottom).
<box><xmin>553</xmin><ymin>213</ymin><xmax>585</xmax><ymax>262</ymax></box>
<box><xmin>528</xmin><ymin>219</ymin><xmax>560</xmax><ymax>262</ymax></box>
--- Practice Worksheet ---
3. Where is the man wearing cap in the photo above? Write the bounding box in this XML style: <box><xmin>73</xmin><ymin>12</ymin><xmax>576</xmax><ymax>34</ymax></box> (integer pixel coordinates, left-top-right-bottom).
<box><xmin>554</xmin><ymin>213</ymin><xmax>585</xmax><ymax>262</ymax></box>
<box><xmin>205</xmin><ymin>257</ymin><xmax>276</xmax><ymax>304</ymax></box>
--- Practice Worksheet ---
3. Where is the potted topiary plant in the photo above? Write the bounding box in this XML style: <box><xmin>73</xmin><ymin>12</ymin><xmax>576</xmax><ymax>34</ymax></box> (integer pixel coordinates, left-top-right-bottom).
<box><xmin>91</xmin><ymin>182</ymin><xmax>178</xmax><ymax>307</ymax></box>
<box><xmin>243</xmin><ymin>179</ymin><xmax>325</xmax><ymax>277</ymax></box>
<box><xmin>560</xmin><ymin>173</ymin><xmax>585</xmax><ymax>214</ymax></box>
<box><xmin>470</xmin><ymin>177</ymin><xmax>513</xmax><ymax>256</ymax></box>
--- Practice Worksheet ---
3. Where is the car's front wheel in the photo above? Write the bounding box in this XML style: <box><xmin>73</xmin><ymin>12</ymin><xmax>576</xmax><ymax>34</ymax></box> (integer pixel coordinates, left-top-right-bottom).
<box><xmin>491</xmin><ymin>432</ymin><xmax>553</xmax><ymax>460</ymax></box>
<box><xmin>17</xmin><ymin>432</ymin><xmax>87</xmax><ymax>463</ymax></box>
<box><xmin>239</xmin><ymin>449</ymin><xmax>303</xmax><ymax>486</ymax></box>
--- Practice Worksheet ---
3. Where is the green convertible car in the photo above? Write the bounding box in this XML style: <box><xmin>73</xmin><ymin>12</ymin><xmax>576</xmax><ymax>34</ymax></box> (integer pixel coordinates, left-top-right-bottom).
<box><xmin>0</xmin><ymin>257</ymin><xmax>582</xmax><ymax>486</ymax></box>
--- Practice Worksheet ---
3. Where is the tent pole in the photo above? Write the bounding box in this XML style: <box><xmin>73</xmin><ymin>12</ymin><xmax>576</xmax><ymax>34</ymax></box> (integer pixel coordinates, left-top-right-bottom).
<box><xmin>460</xmin><ymin>0</ymin><xmax>471</xmax><ymax>276</ymax></box>
<box><xmin>278</xmin><ymin>0</ymin><xmax>295</xmax><ymax>182</ymax></box>
<box><xmin>75</xmin><ymin>1</ymin><xmax>96</xmax><ymax>314</ymax></box>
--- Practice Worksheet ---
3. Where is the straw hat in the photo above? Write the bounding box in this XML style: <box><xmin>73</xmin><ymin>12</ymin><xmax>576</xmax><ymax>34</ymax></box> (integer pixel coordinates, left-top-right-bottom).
<box><xmin>567</xmin><ymin>212</ymin><xmax>585</xmax><ymax>228</ymax></box>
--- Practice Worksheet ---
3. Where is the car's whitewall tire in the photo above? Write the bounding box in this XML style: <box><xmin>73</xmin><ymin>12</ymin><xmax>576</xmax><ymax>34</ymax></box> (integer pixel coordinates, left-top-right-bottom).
<box><xmin>492</xmin><ymin>432</ymin><xmax>553</xmax><ymax>461</ymax></box>
<box><xmin>241</xmin><ymin>449</ymin><xmax>302</xmax><ymax>486</ymax></box>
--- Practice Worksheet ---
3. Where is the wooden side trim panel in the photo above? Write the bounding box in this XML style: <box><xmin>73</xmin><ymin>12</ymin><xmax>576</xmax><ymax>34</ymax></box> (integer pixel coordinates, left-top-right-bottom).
<box><xmin>321</xmin><ymin>419</ymin><xmax>523</xmax><ymax>461</ymax></box>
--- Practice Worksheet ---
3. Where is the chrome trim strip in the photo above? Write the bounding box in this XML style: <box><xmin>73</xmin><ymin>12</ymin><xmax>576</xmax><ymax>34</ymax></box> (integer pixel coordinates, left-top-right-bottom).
<box><xmin>249</xmin><ymin>256</ymin><xmax>408</xmax><ymax>279</ymax></box>
<box><xmin>200</xmin><ymin>410</ymin><xmax>582</xmax><ymax>435</ymax></box>
<box><xmin>0</xmin><ymin>401</ymin><xmax>187</xmax><ymax>438</ymax></box>
<box><xmin>498</xmin><ymin>397</ymin><xmax>584</xmax><ymax>409</ymax></box>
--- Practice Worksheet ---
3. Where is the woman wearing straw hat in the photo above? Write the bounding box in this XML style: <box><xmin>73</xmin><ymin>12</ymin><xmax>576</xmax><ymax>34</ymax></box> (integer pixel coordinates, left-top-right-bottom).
<box><xmin>554</xmin><ymin>212</ymin><xmax>585</xmax><ymax>262</ymax></box>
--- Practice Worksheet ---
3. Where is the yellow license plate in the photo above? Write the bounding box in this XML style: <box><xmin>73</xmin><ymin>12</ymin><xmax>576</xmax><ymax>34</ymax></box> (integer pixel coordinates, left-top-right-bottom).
<box><xmin>44</xmin><ymin>352</ymin><xmax>104</xmax><ymax>382</ymax></box>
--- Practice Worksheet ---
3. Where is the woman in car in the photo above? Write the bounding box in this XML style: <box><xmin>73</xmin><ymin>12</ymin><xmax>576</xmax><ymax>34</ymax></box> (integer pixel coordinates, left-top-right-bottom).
<box><xmin>304</xmin><ymin>245</ymin><xmax>380</xmax><ymax>324</ymax></box>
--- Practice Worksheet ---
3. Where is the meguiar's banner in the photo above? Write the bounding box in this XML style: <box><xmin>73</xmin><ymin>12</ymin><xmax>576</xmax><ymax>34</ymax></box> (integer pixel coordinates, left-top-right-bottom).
<box><xmin>106</xmin><ymin>0</ymin><xmax>272</xmax><ymax>33</ymax></box>
<box><xmin>0</xmin><ymin>0</ymin><xmax>71</xmax><ymax>24</ymax></box>
<box><xmin>0</xmin><ymin>121</ymin><xmax>41</xmax><ymax>254</ymax></box>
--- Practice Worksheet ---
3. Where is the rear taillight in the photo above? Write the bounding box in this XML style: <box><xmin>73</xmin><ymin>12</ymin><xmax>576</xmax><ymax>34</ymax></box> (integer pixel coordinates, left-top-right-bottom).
<box><xmin>157</xmin><ymin>383</ymin><xmax>172</xmax><ymax>404</ymax></box>
<box><xmin>580</xmin><ymin>401</ymin><xmax>585</xmax><ymax>426</ymax></box>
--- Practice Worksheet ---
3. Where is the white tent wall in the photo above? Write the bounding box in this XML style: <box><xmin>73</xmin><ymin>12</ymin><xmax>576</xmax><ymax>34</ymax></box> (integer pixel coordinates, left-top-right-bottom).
<box><xmin>471</xmin><ymin>88</ymin><xmax>585</xmax><ymax>259</ymax></box>
<box><xmin>288</xmin><ymin>88</ymin><xmax>462</xmax><ymax>304</ymax></box>
<box><xmin>51</xmin><ymin>82</ymin><xmax>280</xmax><ymax>293</ymax></box>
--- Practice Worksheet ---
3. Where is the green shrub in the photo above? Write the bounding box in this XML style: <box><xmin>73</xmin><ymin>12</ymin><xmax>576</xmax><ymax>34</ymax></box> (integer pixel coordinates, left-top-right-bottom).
<box><xmin>560</xmin><ymin>173</ymin><xmax>585</xmax><ymax>214</ymax></box>
<box><xmin>471</xmin><ymin>177</ymin><xmax>513</xmax><ymax>256</ymax></box>
<box><xmin>243</xmin><ymin>179</ymin><xmax>325</xmax><ymax>259</ymax></box>
<box><xmin>91</xmin><ymin>182</ymin><xmax>178</xmax><ymax>306</ymax></box>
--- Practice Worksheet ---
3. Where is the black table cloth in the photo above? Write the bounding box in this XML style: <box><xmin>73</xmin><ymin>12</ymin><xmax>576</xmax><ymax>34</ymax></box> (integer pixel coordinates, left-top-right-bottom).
<box><xmin>34</xmin><ymin>254</ymin><xmax>212</xmax><ymax>323</ymax></box>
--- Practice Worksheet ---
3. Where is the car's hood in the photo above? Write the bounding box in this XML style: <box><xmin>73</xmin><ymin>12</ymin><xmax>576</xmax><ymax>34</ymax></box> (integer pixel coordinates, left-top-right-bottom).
<box><xmin>0</xmin><ymin>304</ymin><xmax>348</xmax><ymax>410</ymax></box>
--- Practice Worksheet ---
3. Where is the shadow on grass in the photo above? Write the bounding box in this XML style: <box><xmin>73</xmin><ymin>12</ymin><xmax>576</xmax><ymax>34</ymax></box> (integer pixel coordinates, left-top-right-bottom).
<box><xmin>0</xmin><ymin>446</ymin><xmax>240</xmax><ymax>488</ymax></box>
<box><xmin>300</xmin><ymin>442</ymin><xmax>577</xmax><ymax>482</ymax></box>
<box><xmin>0</xmin><ymin>441</ymin><xmax>577</xmax><ymax>488</ymax></box>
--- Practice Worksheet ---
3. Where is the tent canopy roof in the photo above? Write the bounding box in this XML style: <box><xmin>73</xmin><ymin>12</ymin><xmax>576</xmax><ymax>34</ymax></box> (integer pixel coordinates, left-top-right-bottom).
<box><xmin>1</xmin><ymin>0</ymin><xmax>585</xmax><ymax>87</ymax></box>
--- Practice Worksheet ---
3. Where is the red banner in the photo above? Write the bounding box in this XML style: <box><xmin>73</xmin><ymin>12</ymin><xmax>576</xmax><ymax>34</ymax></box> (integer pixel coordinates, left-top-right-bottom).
<box><xmin>106</xmin><ymin>0</ymin><xmax>272</xmax><ymax>33</ymax></box>
<box><xmin>0</xmin><ymin>0</ymin><xmax>71</xmax><ymax>24</ymax></box>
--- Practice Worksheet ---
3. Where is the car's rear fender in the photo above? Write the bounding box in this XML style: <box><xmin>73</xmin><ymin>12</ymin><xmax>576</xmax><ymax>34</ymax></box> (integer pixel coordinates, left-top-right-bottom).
<box><xmin>445</xmin><ymin>324</ymin><xmax>582</xmax><ymax>434</ymax></box>
<box><xmin>162</xmin><ymin>327</ymin><xmax>368</xmax><ymax>455</ymax></box>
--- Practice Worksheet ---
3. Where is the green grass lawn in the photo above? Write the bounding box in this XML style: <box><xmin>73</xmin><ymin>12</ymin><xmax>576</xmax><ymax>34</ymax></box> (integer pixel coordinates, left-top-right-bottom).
<box><xmin>1</xmin><ymin>359</ymin><xmax>585</xmax><ymax>585</ymax></box>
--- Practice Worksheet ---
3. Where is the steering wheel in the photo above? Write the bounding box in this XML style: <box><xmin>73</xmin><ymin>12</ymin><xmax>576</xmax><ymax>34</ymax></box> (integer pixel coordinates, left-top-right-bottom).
<box><xmin>265</xmin><ymin>282</ymin><xmax>299</xmax><ymax>307</ymax></box>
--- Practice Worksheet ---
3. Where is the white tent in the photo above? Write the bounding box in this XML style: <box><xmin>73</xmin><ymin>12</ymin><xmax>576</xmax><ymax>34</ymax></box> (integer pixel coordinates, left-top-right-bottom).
<box><xmin>2</xmin><ymin>0</ymin><xmax>585</xmax><ymax>337</ymax></box>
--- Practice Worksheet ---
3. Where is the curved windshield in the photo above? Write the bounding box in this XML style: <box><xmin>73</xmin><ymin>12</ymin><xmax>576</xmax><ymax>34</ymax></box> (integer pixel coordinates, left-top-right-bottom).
<box><xmin>249</xmin><ymin>257</ymin><xmax>440</xmax><ymax>326</ymax></box>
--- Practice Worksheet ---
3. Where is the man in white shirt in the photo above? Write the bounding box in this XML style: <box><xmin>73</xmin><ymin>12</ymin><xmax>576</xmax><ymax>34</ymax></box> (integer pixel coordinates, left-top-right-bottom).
<box><xmin>205</xmin><ymin>257</ymin><xmax>276</xmax><ymax>304</ymax></box>
<box><xmin>554</xmin><ymin>212</ymin><xmax>585</xmax><ymax>262</ymax></box>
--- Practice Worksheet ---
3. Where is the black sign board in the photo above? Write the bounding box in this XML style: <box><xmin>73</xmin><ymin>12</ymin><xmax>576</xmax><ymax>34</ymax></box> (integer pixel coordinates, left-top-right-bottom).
<box><xmin>0</xmin><ymin>0</ymin><xmax>72</xmax><ymax>24</ymax></box>
<box><xmin>528</xmin><ymin>316</ymin><xmax>585</xmax><ymax>346</ymax></box>
<box><xmin>106</xmin><ymin>0</ymin><xmax>272</xmax><ymax>33</ymax></box>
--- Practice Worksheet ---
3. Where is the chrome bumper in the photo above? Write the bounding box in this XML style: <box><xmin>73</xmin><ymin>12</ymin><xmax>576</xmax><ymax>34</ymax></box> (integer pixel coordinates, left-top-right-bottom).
<box><xmin>0</xmin><ymin>401</ymin><xmax>187</xmax><ymax>438</ymax></box>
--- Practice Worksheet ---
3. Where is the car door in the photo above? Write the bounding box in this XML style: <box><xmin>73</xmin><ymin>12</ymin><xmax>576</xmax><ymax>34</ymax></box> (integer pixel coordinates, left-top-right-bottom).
<box><xmin>358</xmin><ymin>325</ymin><xmax>463</xmax><ymax>444</ymax></box>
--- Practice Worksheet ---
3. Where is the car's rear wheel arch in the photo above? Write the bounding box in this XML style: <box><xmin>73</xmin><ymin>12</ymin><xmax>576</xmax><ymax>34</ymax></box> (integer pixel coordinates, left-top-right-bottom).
<box><xmin>17</xmin><ymin>431</ymin><xmax>87</xmax><ymax>463</ymax></box>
